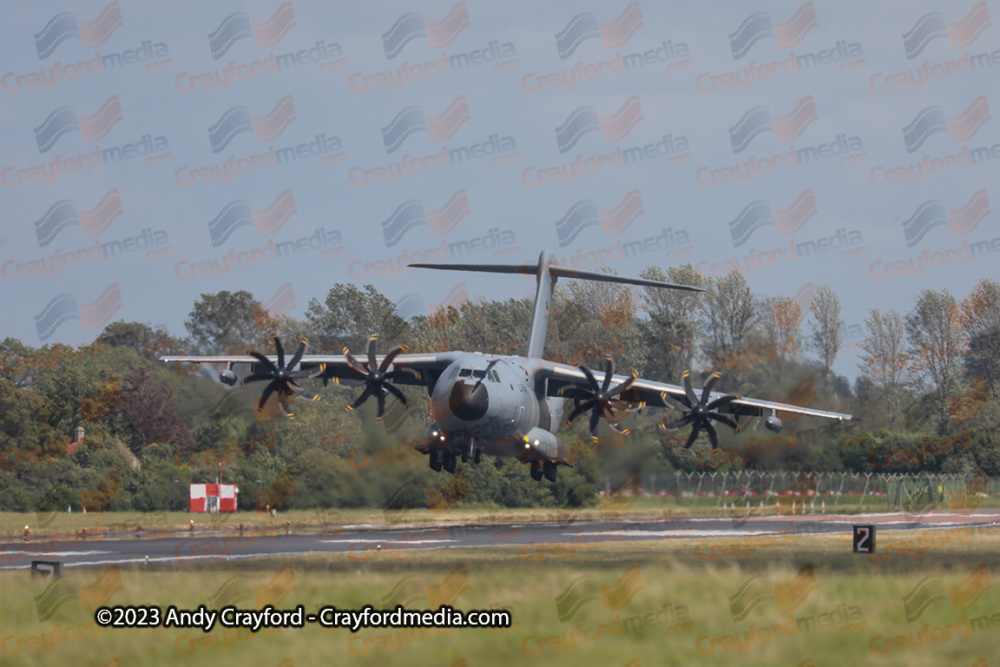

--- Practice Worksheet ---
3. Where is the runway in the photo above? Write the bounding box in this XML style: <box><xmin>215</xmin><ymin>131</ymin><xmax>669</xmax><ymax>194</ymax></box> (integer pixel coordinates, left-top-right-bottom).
<box><xmin>1</xmin><ymin>512</ymin><xmax>996</xmax><ymax>570</ymax></box>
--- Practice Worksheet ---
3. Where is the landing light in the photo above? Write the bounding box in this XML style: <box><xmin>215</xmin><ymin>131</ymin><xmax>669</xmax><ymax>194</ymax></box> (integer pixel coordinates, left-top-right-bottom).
<box><xmin>524</xmin><ymin>443</ymin><xmax>530</xmax><ymax>449</ymax></box>
<box><xmin>533</xmin><ymin>439</ymin><xmax>540</xmax><ymax>446</ymax></box>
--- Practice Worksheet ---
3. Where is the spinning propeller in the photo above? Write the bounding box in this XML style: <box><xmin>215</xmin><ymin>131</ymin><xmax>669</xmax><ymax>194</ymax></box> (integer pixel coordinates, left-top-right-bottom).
<box><xmin>343</xmin><ymin>334</ymin><xmax>418</xmax><ymax>420</ymax></box>
<box><xmin>561</xmin><ymin>356</ymin><xmax>639</xmax><ymax>436</ymax></box>
<box><xmin>242</xmin><ymin>336</ymin><xmax>325</xmax><ymax>417</ymax></box>
<box><xmin>658</xmin><ymin>371</ymin><xmax>740</xmax><ymax>449</ymax></box>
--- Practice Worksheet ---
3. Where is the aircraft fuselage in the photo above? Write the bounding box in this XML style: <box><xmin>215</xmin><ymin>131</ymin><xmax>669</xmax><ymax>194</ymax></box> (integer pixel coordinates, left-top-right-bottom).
<box><xmin>423</xmin><ymin>352</ymin><xmax>565</xmax><ymax>468</ymax></box>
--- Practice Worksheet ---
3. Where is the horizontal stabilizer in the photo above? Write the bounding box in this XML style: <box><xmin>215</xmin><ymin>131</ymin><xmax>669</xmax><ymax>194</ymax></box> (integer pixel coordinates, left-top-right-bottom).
<box><xmin>410</xmin><ymin>249</ymin><xmax>703</xmax><ymax>358</ymax></box>
<box><xmin>410</xmin><ymin>260</ymin><xmax>705</xmax><ymax>292</ymax></box>
<box><xmin>549</xmin><ymin>266</ymin><xmax>704</xmax><ymax>292</ymax></box>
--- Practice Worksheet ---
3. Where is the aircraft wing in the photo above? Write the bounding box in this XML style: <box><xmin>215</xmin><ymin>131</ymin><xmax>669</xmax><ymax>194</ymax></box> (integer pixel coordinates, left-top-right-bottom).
<box><xmin>534</xmin><ymin>358</ymin><xmax>851</xmax><ymax>423</ymax></box>
<box><xmin>160</xmin><ymin>350</ymin><xmax>462</xmax><ymax>388</ymax></box>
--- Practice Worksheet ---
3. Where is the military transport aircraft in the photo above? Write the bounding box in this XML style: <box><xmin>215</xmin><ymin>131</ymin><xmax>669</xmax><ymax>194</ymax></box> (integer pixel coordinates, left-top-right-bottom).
<box><xmin>161</xmin><ymin>250</ymin><xmax>851</xmax><ymax>482</ymax></box>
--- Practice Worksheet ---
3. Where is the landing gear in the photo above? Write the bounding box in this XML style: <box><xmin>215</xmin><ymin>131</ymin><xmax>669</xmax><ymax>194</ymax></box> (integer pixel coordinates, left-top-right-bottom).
<box><xmin>461</xmin><ymin>449</ymin><xmax>469</xmax><ymax>463</ymax></box>
<box><xmin>530</xmin><ymin>463</ymin><xmax>543</xmax><ymax>481</ymax></box>
<box><xmin>429</xmin><ymin>451</ymin><xmax>442</xmax><ymax>472</ymax></box>
<box><xmin>473</xmin><ymin>449</ymin><xmax>482</xmax><ymax>464</ymax></box>
<box><xmin>443</xmin><ymin>452</ymin><xmax>457</xmax><ymax>474</ymax></box>
<box><xmin>544</xmin><ymin>461</ymin><xmax>558</xmax><ymax>483</ymax></box>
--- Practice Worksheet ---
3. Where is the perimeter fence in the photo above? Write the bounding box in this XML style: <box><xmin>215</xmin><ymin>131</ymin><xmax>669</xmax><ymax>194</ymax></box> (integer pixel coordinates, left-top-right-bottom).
<box><xmin>605</xmin><ymin>471</ymin><xmax>999</xmax><ymax>511</ymax></box>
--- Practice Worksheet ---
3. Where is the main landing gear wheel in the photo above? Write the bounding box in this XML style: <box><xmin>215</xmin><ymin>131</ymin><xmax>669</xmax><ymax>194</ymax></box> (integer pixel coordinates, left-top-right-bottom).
<box><xmin>443</xmin><ymin>453</ymin><xmax>457</xmax><ymax>474</ymax></box>
<box><xmin>430</xmin><ymin>452</ymin><xmax>442</xmax><ymax>472</ymax></box>
<box><xmin>530</xmin><ymin>463</ymin><xmax>543</xmax><ymax>481</ymax></box>
<box><xmin>473</xmin><ymin>449</ymin><xmax>482</xmax><ymax>464</ymax></box>
<box><xmin>544</xmin><ymin>461</ymin><xmax>558</xmax><ymax>482</ymax></box>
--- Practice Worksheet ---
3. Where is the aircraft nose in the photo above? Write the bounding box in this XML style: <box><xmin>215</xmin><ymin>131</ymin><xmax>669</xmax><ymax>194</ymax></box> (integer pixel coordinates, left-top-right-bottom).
<box><xmin>449</xmin><ymin>380</ymin><xmax>489</xmax><ymax>421</ymax></box>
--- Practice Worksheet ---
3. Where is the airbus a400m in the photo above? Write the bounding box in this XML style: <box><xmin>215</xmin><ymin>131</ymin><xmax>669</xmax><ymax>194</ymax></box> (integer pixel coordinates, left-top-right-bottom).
<box><xmin>162</xmin><ymin>250</ymin><xmax>851</xmax><ymax>483</ymax></box>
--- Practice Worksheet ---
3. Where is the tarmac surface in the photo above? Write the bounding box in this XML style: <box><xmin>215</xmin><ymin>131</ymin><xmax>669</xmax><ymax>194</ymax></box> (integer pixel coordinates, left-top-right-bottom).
<box><xmin>1</xmin><ymin>511</ymin><xmax>996</xmax><ymax>570</ymax></box>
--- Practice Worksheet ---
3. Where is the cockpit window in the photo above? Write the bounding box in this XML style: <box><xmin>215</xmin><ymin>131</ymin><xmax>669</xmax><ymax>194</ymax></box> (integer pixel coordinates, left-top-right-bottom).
<box><xmin>459</xmin><ymin>368</ymin><xmax>472</xmax><ymax>377</ymax></box>
<box><xmin>472</xmin><ymin>369</ymin><xmax>486</xmax><ymax>378</ymax></box>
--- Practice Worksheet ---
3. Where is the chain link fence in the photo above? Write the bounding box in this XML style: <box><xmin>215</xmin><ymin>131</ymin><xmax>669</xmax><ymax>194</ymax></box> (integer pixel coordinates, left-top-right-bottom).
<box><xmin>612</xmin><ymin>471</ymin><xmax>998</xmax><ymax>510</ymax></box>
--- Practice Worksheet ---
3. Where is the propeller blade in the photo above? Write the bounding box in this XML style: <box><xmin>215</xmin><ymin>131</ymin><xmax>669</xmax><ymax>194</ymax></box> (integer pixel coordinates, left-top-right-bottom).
<box><xmin>289</xmin><ymin>363</ymin><xmax>326</xmax><ymax>379</ymax></box>
<box><xmin>608</xmin><ymin>399</ymin><xmax>635</xmax><ymax>412</ymax></box>
<box><xmin>287</xmin><ymin>338</ymin><xmax>308</xmax><ymax>369</ymax></box>
<box><xmin>384</xmin><ymin>382</ymin><xmax>408</xmax><ymax>406</ymax></box>
<box><xmin>249</xmin><ymin>351</ymin><xmax>277</xmax><ymax>372</ymax></box>
<box><xmin>379</xmin><ymin>344</ymin><xmax>407</xmax><ymax>371</ymax></box>
<box><xmin>376</xmin><ymin>390</ymin><xmax>386</xmax><ymax>419</ymax></box>
<box><xmin>277</xmin><ymin>395</ymin><xmax>294</xmax><ymax>418</ymax></box>
<box><xmin>607</xmin><ymin>421</ymin><xmax>628</xmax><ymax>434</ymax></box>
<box><xmin>662</xmin><ymin>393</ymin><xmax>691</xmax><ymax>413</ymax></box>
<box><xmin>684</xmin><ymin>422</ymin><xmax>702</xmax><ymax>449</ymax></box>
<box><xmin>367</xmin><ymin>335</ymin><xmax>378</xmax><ymax>373</ymax></box>
<box><xmin>607</xmin><ymin>375</ymin><xmax>635</xmax><ymax>398</ymax></box>
<box><xmin>706</xmin><ymin>422</ymin><xmax>719</xmax><ymax>449</ymax></box>
<box><xmin>579</xmin><ymin>364</ymin><xmax>598</xmax><ymax>390</ymax></box>
<box><xmin>567</xmin><ymin>400</ymin><xmax>596</xmax><ymax>423</ymax></box>
<box><xmin>660</xmin><ymin>416</ymin><xmax>693</xmax><ymax>430</ymax></box>
<box><xmin>710</xmin><ymin>413</ymin><xmax>739</xmax><ymax>430</ymax></box>
<box><xmin>345</xmin><ymin>354</ymin><xmax>368</xmax><ymax>376</ymax></box>
<box><xmin>353</xmin><ymin>384</ymin><xmax>373</xmax><ymax>409</ymax></box>
<box><xmin>241</xmin><ymin>372</ymin><xmax>273</xmax><ymax>384</ymax></box>
<box><xmin>274</xmin><ymin>336</ymin><xmax>285</xmax><ymax>369</ymax></box>
<box><xmin>706</xmin><ymin>394</ymin><xmax>740</xmax><ymax>411</ymax></box>
<box><xmin>601</xmin><ymin>356</ymin><xmax>614</xmax><ymax>393</ymax></box>
<box><xmin>588</xmin><ymin>405</ymin><xmax>601</xmax><ymax>435</ymax></box>
<box><xmin>683</xmin><ymin>371</ymin><xmax>698</xmax><ymax>406</ymax></box>
<box><xmin>258</xmin><ymin>379</ymin><xmax>280</xmax><ymax>409</ymax></box>
<box><xmin>385</xmin><ymin>367</ymin><xmax>421</xmax><ymax>381</ymax></box>
<box><xmin>288</xmin><ymin>383</ymin><xmax>320</xmax><ymax>401</ymax></box>
<box><xmin>700</xmin><ymin>372</ymin><xmax>722</xmax><ymax>407</ymax></box>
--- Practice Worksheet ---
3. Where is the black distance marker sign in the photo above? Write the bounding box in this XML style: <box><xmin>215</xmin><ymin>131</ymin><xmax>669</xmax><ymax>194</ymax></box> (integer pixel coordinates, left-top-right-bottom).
<box><xmin>853</xmin><ymin>525</ymin><xmax>875</xmax><ymax>554</ymax></box>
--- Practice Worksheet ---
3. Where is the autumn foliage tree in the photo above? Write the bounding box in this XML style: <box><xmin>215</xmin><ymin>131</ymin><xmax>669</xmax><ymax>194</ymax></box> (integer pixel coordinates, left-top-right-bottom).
<box><xmin>111</xmin><ymin>366</ymin><xmax>191</xmax><ymax>455</ymax></box>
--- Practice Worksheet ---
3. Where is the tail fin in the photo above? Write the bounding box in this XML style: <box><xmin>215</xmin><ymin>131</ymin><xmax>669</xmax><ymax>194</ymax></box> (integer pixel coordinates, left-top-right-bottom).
<box><xmin>410</xmin><ymin>250</ymin><xmax>703</xmax><ymax>358</ymax></box>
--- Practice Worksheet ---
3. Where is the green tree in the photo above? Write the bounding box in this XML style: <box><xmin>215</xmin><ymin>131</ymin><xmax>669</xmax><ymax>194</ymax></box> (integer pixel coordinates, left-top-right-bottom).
<box><xmin>639</xmin><ymin>264</ymin><xmax>704</xmax><ymax>382</ymax></box>
<box><xmin>99</xmin><ymin>321</ymin><xmax>183</xmax><ymax>360</ymax></box>
<box><xmin>905</xmin><ymin>289</ymin><xmax>963</xmax><ymax>428</ymax></box>
<box><xmin>698</xmin><ymin>272</ymin><xmax>757</xmax><ymax>358</ymax></box>
<box><xmin>305</xmin><ymin>284</ymin><xmax>409</xmax><ymax>353</ymax></box>
<box><xmin>756</xmin><ymin>296</ymin><xmax>803</xmax><ymax>349</ymax></box>
<box><xmin>0</xmin><ymin>338</ymin><xmax>37</xmax><ymax>388</ymax></box>
<box><xmin>810</xmin><ymin>285</ymin><xmax>842</xmax><ymax>386</ymax></box>
<box><xmin>186</xmin><ymin>290</ymin><xmax>269</xmax><ymax>354</ymax></box>
<box><xmin>859</xmin><ymin>309</ymin><xmax>909</xmax><ymax>428</ymax></box>
<box><xmin>0</xmin><ymin>379</ymin><xmax>54</xmax><ymax>461</ymax></box>
<box><xmin>959</xmin><ymin>279</ymin><xmax>1000</xmax><ymax>393</ymax></box>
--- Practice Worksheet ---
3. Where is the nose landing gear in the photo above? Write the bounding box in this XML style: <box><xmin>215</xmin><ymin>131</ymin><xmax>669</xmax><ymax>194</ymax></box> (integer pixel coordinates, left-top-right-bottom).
<box><xmin>427</xmin><ymin>448</ymin><xmax>461</xmax><ymax>474</ymax></box>
<box><xmin>529</xmin><ymin>460</ymin><xmax>560</xmax><ymax>482</ymax></box>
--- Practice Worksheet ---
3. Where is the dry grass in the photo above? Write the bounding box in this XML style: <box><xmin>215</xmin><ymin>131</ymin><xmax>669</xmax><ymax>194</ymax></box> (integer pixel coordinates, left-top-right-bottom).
<box><xmin>1</xmin><ymin>529</ymin><xmax>999</xmax><ymax>666</ymax></box>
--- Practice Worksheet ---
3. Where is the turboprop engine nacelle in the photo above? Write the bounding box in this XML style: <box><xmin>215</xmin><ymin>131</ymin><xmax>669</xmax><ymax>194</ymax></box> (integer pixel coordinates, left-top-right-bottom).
<box><xmin>521</xmin><ymin>427</ymin><xmax>564</xmax><ymax>462</ymax></box>
<box><xmin>765</xmin><ymin>414</ymin><xmax>784</xmax><ymax>433</ymax></box>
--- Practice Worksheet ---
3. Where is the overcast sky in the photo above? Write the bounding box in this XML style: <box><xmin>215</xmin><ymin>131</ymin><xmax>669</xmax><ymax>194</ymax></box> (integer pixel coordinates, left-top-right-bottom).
<box><xmin>2</xmin><ymin>0</ymin><xmax>997</xmax><ymax>379</ymax></box>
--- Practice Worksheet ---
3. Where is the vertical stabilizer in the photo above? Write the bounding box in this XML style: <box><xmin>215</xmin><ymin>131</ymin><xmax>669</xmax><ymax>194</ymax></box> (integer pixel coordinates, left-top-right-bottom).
<box><xmin>526</xmin><ymin>250</ymin><xmax>556</xmax><ymax>358</ymax></box>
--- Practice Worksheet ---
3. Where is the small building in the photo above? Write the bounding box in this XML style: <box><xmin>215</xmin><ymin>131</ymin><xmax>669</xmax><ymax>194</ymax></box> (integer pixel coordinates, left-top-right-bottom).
<box><xmin>189</xmin><ymin>484</ymin><xmax>238</xmax><ymax>513</ymax></box>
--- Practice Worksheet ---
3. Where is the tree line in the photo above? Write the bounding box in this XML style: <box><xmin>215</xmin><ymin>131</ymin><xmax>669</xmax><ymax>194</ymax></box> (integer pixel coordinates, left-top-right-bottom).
<box><xmin>0</xmin><ymin>268</ymin><xmax>996</xmax><ymax>513</ymax></box>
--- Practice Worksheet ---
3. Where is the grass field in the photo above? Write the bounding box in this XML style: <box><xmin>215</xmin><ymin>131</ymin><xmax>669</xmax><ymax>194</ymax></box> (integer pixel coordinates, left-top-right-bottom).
<box><xmin>1</xmin><ymin>526</ymin><xmax>998</xmax><ymax>666</ymax></box>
